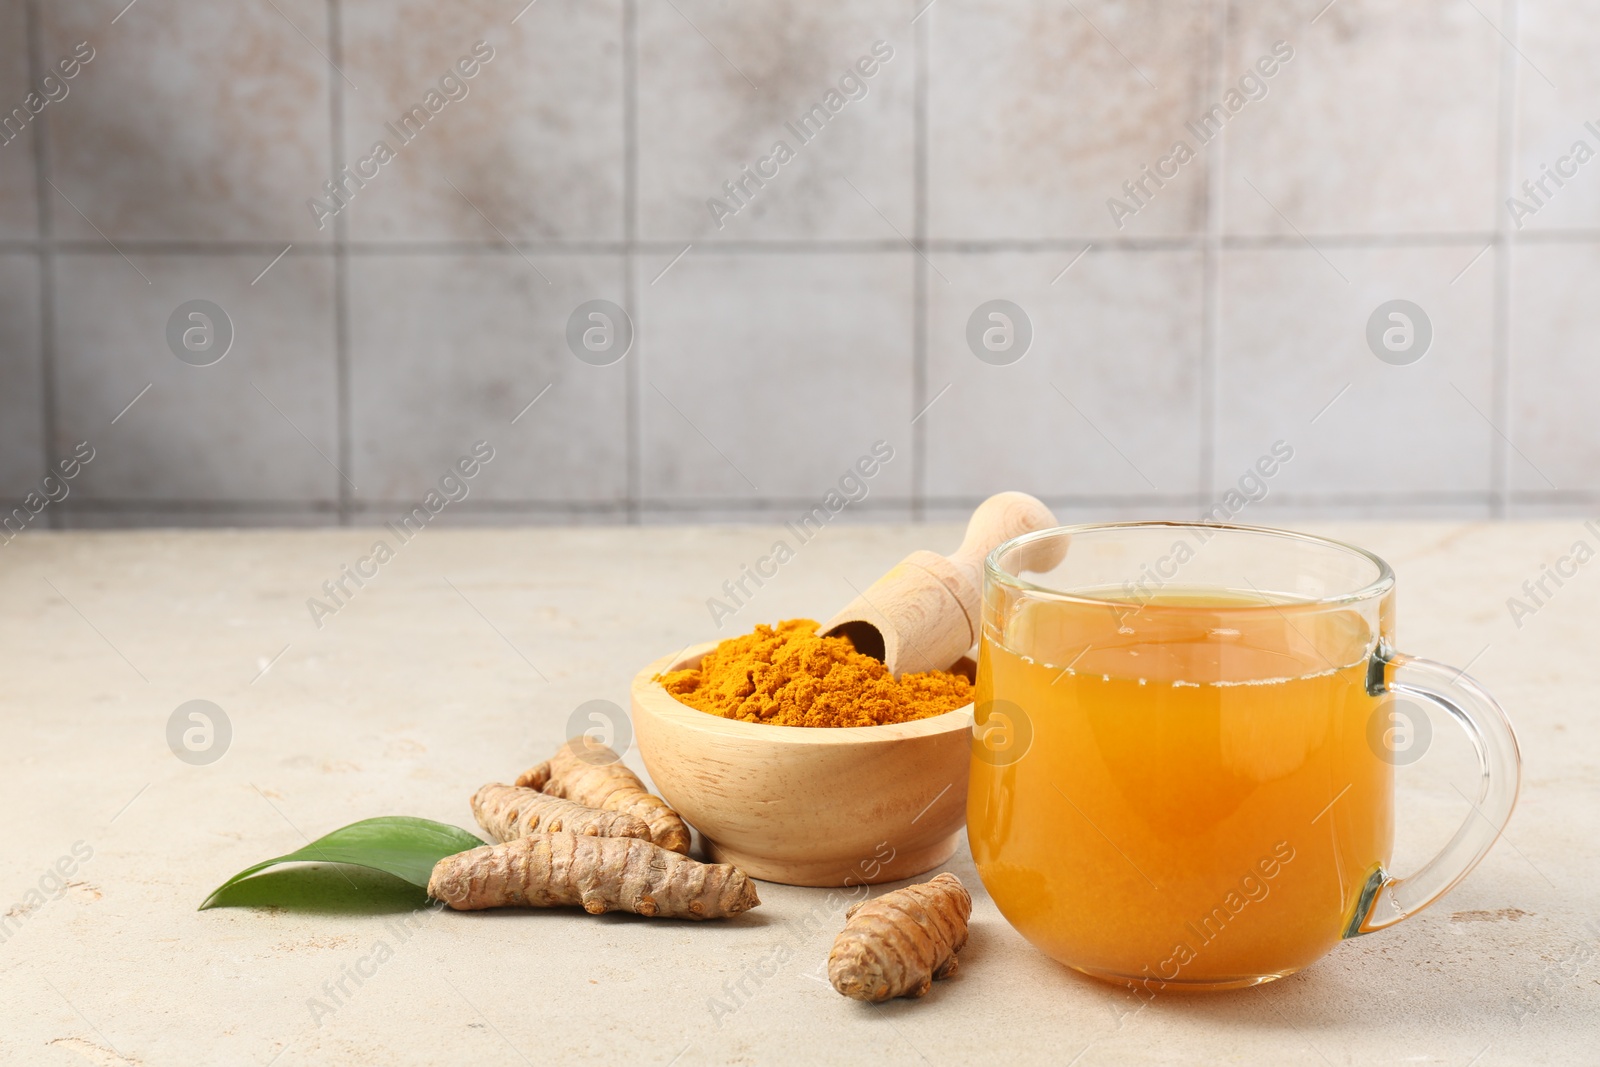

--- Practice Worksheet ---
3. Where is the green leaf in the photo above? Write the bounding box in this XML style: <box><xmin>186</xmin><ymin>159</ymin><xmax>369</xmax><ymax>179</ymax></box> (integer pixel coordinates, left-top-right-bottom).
<box><xmin>203</xmin><ymin>865</ymin><xmax>432</xmax><ymax>915</ymax></box>
<box><xmin>200</xmin><ymin>816</ymin><xmax>484</xmax><ymax>910</ymax></box>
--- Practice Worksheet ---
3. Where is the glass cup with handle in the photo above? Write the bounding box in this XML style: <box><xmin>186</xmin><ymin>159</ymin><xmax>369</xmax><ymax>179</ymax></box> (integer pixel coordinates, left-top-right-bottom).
<box><xmin>967</xmin><ymin>522</ymin><xmax>1521</xmax><ymax>990</ymax></box>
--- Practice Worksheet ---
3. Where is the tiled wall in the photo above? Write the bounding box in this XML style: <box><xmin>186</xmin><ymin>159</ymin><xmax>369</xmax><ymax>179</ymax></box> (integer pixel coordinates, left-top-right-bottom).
<box><xmin>2</xmin><ymin>0</ymin><xmax>1595</xmax><ymax>528</ymax></box>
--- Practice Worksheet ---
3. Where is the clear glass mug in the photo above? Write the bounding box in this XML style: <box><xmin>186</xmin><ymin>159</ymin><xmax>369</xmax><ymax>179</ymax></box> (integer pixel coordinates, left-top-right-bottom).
<box><xmin>967</xmin><ymin>522</ymin><xmax>1521</xmax><ymax>991</ymax></box>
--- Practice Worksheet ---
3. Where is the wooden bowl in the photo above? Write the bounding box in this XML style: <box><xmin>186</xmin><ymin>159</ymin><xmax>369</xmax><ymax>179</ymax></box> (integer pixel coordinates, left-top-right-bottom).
<box><xmin>630</xmin><ymin>643</ymin><xmax>973</xmax><ymax>887</ymax></box>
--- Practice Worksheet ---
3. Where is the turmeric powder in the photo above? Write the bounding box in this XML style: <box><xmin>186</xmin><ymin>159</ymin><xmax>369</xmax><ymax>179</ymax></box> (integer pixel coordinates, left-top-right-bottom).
<box><xmin>658</xmin><ymin>619</ymin><xmax>972</xmax><ymax>728</ymax></box>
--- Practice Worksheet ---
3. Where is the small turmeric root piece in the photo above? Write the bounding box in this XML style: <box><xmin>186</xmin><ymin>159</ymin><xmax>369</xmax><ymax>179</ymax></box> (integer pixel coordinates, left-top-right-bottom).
<box><xmin>471</xmin><ymin>782</ymin><xmax>652</xmax><ymax>844</ymax></box>
<box><xmin>828</xmin><ymin>872</ymin><xmax>972</xmax><ymax>1001</ymax></box>
<box><xmin>428</xmin><ymin>833</ymin><xmax>759</xmax><ymax>920</ymax></box>
<box><xmin>515</xmin><ymin>761</ymin><xmax>552</xmax><ymax>792</ymax></box>
<box><xmin>516</xmin><ymin>738</ymin><xmax>691</xmax><ymax>855</ymax></box>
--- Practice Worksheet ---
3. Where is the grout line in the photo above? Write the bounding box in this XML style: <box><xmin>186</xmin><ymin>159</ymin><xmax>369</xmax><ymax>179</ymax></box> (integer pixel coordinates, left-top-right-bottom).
<box><xmin>441</xmin><ymin>177</ymin><xmax>554</xmax><ymax>283</ymax></box>
<box><xmin>1049</xmin><ymin>242</ymin><xmax>1093</xmax><ymax>283</ymax></box>
<box><xmin>35</xmin><ymin>489</ymin><xmax>1600</xmax><ymax>526</ymax></box>
<box><xmin>623</xmin><ymin>0</ymin><xmax>640</xmax><ymax>525</ymax></box>
<box><xmin>250</xmin><ymin>243</ymin><xmax>293</xmax><ymax>285</ymax></box>
<box><xmin>33</xmin><ymin>489</ymin><xmax>1550</xmax><ymax>509</ymax></box>
<box><xmin>1197</xmin><ymin>0</ymin><xmax>1228</xmax><ymax>509</ymax></box>
<box><xmin>1492</xmin><ymin>490</ymin><xmax>1600</xmax><ymax>504</ymax></box>
<box><xmin>911</xmin><ymin>0</ymin><xmax>930</xmax><ymax>521</ymax></box>
<box><xmin>648</xmin><ymin>242</ymin><xmax>691</xmax><ymax>285</ymax></box>
<box><xmin>32</xmin><ymin>489</ymin><xmax>1540</xmax><ymax>519</ymax></box>
<box><xmin>24</xmin><ymin>0</ymin><xmax>61</xmax><ymax>529</ymax></box>
<box><xmin>10</xmin><ymin>230</ymin><xmax>1600</xmax><ymax>256</ymax></box>
<box><xmin>43</xmin><ymin>179</ymin><xmax>152</xmax><ymax>283</ymax></box>
<box><xmin>909</xmin><ymin>382</ymin><xmax>953</xmax><ymax>425</ymax></box>
<box><xmin>328</xmin><ymin>0</ymin><xmax>352</xmax><ymax>526</ymax></box>
<box><xmin>1449</xmin><ymin>240</ymin><xmax>1494</xmax><ymax>285</ymax></box>
<box><xmin>1490</xmin><ymin>0</ymin><xmax>1521</xmax><ymax>519</ymax></box>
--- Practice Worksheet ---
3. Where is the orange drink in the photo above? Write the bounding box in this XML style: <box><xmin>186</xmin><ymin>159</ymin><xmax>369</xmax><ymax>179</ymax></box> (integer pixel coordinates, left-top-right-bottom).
<box><xmin>969</xmin><ymin>523</ymin><xmax>1520</xmax><ymax>990</ymax></box>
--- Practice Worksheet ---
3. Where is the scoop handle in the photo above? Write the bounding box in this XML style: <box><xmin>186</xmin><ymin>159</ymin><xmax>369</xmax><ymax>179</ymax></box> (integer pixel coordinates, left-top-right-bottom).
<box><xmin>947</xmin><ymin>491</ymin><xmax>1064</xmax><ymax>595</ymax></box>
<box><xmin>821</xmin><ymin>492</ymin><xmax>1060</xmax><ymax>676</ymax></box>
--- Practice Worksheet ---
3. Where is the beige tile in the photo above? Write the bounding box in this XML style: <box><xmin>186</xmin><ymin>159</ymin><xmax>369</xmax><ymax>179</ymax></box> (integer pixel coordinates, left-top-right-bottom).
<box><xmin>0</xmin><ymin>1</ymin><xmax>38</xmax><ymax>238</ymax></box>
<box><xmin>349</xmin><ymin>503</ymin><xmax>630</xmax><ymax>527</ymax></box>
<box><xmin>1223</xmin><ymin>0</ymin><xmax>1500</xmax><ymax>236</ymax></box>
<box><xmin>922</xmin><ymin>498</ymin><xmax>1195</xmax><ymax>524</ymax></box>
<box><xmin>1513</xmin><ymin>0</ymin><xmax>1600</xmax><ymax>232</ymax></box>
<box><xmin>347</xmin><ymin>253</ymin><xmax>628</xmax><ymax>505</ymax></box>
<box><xmin>40</xmin><ymin>0</ymin><xmax>332</xmax><ymax>243</ymax></box>
<box><xmin>637</xmin><ymin>0</ymin><xmax>914</xmax><ymax>242</ymax></box>
<box><xmin>340</xmin><ymin>0</ymin><xmax>624</xmax><ymax>243</ymax></box>
<box><xmin>58</xmin><ymin>505</ymin><xmax>334</xmax><ymax>528</ymax></box>
<box><xmin>54</xmin><ymin>253</ymin><xmax>340</xmax><ymax>502</ymax></box>
<box><xmin>1508</xmin><ymin>242</ymin><xmax>1600</xmax><ymax>493</ymax></box>
<box><xmin>0</xmin><ymin>254</ymin><xmax>44</xmax><ymax>498</ymax></box>
<box><xmin>1215</xmin><ymin>246</ymin><xmax>1496</xmax><ymax>499</ymax></box>
<box><xmin>639</xmin><ymin>502</ymin><xmax>914</xmax><ymax>525</ymax></box>
<box><xmin>929</xmin><ymin>0</ymin><xmax>1212</xmax><ymax>240</ymax></box>
<box><xmin>923</xmin><ymin>248</ymin><xmax>1204</xmax><ymax>501</ymax></box>
<box><xmin>1230</xmin><ymin>493</ymin><xmax>1492</xmax><ymax>522</ymax></box>
<box><xmin>638</xmin><ymin>251</ymin><xmax>914</xmax><ymax>500</ymax></box>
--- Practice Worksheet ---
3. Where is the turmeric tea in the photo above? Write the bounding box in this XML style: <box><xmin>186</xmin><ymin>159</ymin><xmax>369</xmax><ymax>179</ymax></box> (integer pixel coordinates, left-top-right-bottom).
<box><xmin>658</xmin><ymin>619</ymin><xmax>972</xmax><ymax>727</ymax></box>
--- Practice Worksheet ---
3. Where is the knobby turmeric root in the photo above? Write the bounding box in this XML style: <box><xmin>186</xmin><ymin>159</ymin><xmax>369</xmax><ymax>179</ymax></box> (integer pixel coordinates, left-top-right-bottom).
<box><xmin>471</xmin><ymin>782</ymin><xmax>652</xmax><ymax>844</ymax></box>
<box><xmin>828</xmin><ymin>872</ymin><xmax>972</xmax><ymax>1001</ymax></box>
<box><xmin>515</xmin><ymin>761</ymin><xmax>552</xmax><ymax>792</ymax></box>
<box><xmin>428</xmin><ymin>833</ymin><xmax>760</xmax><ymax>920</ymax></box>
<box><xmin>516</xmin><ymin>739</ymin><xmax>691</xmax><ymax>855</ymax></box>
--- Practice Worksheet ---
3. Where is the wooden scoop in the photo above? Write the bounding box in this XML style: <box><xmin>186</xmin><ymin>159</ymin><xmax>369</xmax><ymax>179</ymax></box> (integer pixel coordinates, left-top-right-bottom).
<box><xmin>821</xmin><ymin>492</ymin><xmax>1063</xmax><ymax>676</ymax></box>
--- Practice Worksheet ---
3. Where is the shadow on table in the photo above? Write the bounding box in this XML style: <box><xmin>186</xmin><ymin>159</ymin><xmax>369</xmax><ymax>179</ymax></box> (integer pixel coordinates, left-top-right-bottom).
<box><xmin>933</xmin><ymin>915</ymin><xmax>1529</xmax><ymax>1041</ymax></box>
<box><xmin>1052</xmin><ymin>942</ymin><xmax>1517</xmax><ymax>1035</ymax></box>
<box><xmin>453</xmin><ymin>905</ymin><xmax>778</xmax><ymax>930</ymax></box>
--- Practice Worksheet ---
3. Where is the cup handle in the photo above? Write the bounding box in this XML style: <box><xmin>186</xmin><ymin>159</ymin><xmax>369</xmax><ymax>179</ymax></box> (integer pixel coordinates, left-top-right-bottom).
<box><xmin>1351</xmin><ymin>649</ymin><xmax>1523</xmax><ymax>935</ymax></box>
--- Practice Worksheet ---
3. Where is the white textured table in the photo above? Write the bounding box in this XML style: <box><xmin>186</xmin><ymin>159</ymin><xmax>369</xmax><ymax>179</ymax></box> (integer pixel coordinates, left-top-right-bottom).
<box><xmin>1</xmin><ymin>523</ymin><xmax>1595</xmax><ymax>1066</ymax></box>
